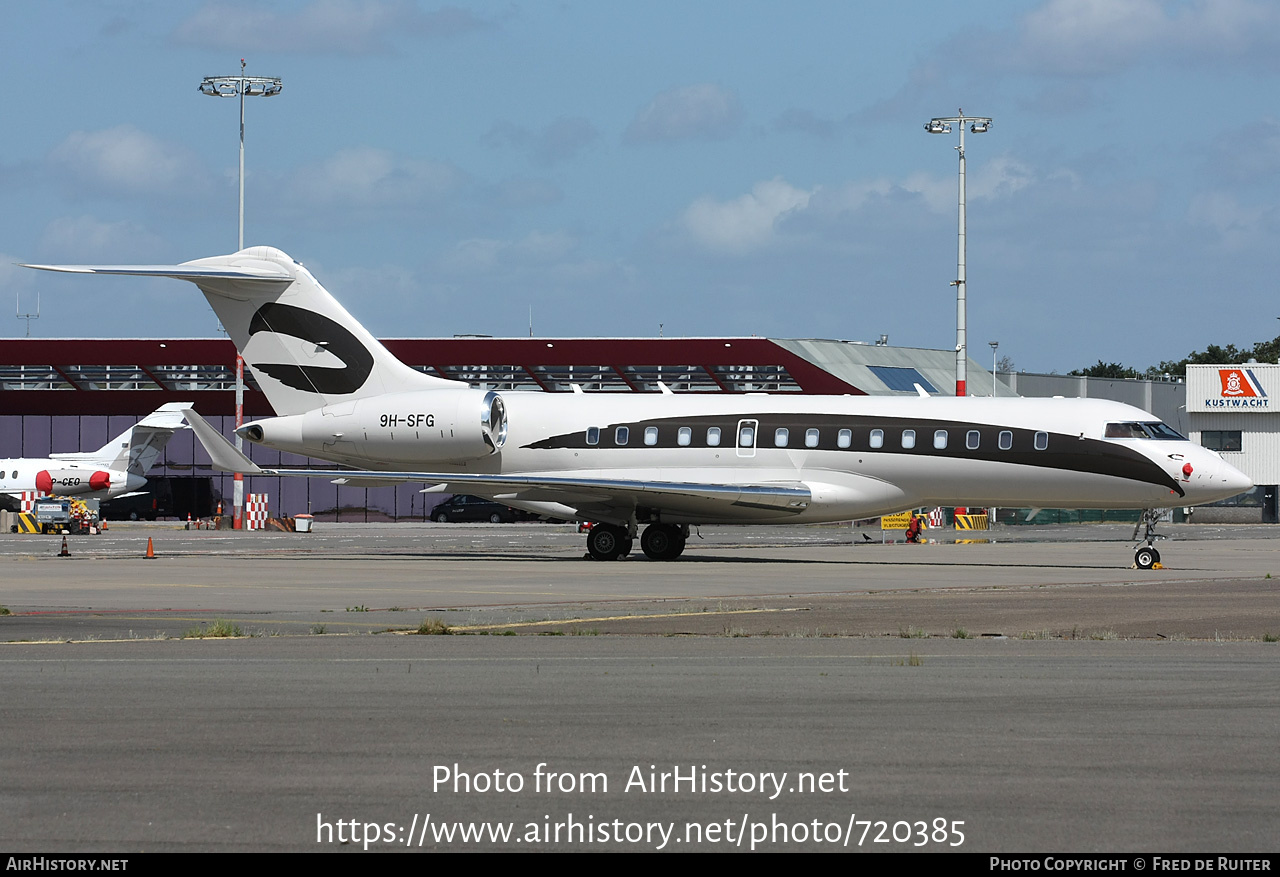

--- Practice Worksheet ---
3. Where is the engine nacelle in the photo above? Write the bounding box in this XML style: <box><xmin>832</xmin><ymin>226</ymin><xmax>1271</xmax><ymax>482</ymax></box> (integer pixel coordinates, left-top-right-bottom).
<box><xmin>238</xmin><ymin>389</ymin><xmax>508</xmax><ymax>465</ymax></box>
<box><xmin>34</xmin><ymin>468</ymin><xmax>136</xmax><ymax>496</ymax></box>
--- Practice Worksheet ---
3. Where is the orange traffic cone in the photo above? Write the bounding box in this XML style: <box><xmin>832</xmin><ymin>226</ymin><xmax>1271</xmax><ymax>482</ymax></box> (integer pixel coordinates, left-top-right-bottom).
<box><xmin>144</xmin><ymin>537</ymin><xmax>156</xmax><ymax>560</ymax></box>
<box><xmin>59</xmin><ymin>536</ymin><xmax>70</xmax><ymax>557</ymax></box>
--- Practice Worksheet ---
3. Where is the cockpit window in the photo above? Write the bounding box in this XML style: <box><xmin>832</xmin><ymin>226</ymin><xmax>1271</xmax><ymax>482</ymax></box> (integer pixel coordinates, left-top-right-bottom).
<box><xmin>1105</xmin><ymin>421</ymin><xmax>1186</xmax><ymax>440</ymax></box>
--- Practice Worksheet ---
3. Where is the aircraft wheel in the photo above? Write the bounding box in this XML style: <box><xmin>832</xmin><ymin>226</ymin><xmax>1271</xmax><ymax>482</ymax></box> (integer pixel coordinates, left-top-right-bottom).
<box><xmin>1135</xmin><ymin>546</ymin><xmax>1157</xmax><ymax>569</ymax></box>
<box><xmin>641</xmin><ymin>524</ymin><xmax>686</xmax><ymax>561</ymax></box>
<box><xmin>587</xmin><ymin>524</ymin><xmax>628</xmax><ymax>561</ymax></box>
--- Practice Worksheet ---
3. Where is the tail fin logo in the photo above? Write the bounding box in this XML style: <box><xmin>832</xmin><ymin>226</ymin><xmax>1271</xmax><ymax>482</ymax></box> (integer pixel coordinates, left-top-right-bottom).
<box><xmin>248</xmin><ymin>303</ymin><xmax>374</xmax><ymax>396</ymax></box>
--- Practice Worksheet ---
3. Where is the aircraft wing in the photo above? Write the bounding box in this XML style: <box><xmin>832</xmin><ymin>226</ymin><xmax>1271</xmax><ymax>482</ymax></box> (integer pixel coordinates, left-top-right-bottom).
<box><xmin>182</xmin><ymin>408</ymin><xmax>811</xmax><ymax>520</ymax></box>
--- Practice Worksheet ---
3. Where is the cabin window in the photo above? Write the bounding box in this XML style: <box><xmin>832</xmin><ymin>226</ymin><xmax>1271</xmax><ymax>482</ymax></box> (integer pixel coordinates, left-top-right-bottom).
<box><xmin>1034</xmin><ymin>431</ymin><xmax>1048</xmax><ymax>450</ymax></box>
<box><xmin>615</xmin><ymin>426</ymin><xmax>629</xmax><ymax>445</ymax></box>
<box><xmin>901</xmin><ymin>429</ymin><xmax>916</xmax><ymax>449</ymax></box>
<box><xmin>586</xmin><ymin>427</ymin><xmax>599</xmax><ymax>446</ymax></box>
<box><xmin>966</xmin><ymin>430</ymin><xmax>980</xmax><ymax>450</ymax></box>
<box><xmin>805</xmin><ymin>428</ymin><xmax>820</xmax><ymax>448</ymax></box>
<box><xmin>998</xmin><ymin>430</ymin><xmax>1012</xmax><ymax>450</ymax></box>
<box><xmin>870</xmin><ymin>429</ymin><xmax>884</xmax><ymax>449</ymax></box>
<box><xmin>644</xmin><ymin>426</ymin><xmax>658</xmax><ymax>446</ymax></box>
<box><xmin>678</xmin><ymin>427</ymin><xmax>692</xmax><ymax>447</ymax></box>
<box><xmin>707</xmin><ymin>427</ymin><xmax>721</xmax><ymax>447</ymax></box>
<box><xmin>837</xmin><ymin>429</ymin><xmax>852</xmax><ymax>449</ymax></box>
<box><xmin>739</xmin><ymin>426</ymin><xmax>755</xmax><ymax>447</ymax></box>
<box><xmin>775</xmin><ymin>428</ymin><xmax>789</xmax><ymax>447</ymax></box>
<box><xmin>934</xmin><ymin>430</ymin><xmax>948</xmax><ymax>449</ymax></box>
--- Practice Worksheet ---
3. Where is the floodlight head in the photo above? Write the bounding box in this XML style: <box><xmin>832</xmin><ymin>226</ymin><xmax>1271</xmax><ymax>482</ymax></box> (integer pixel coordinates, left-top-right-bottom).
<box><xmin>970</xmin><ymin>121</ymin><xmax>990</xmax><ymax>133</ymax></box>
<box><xmin>925</xmin><ymin>120</ymin><xmax>951</xmax><ymax>134</ymax></box>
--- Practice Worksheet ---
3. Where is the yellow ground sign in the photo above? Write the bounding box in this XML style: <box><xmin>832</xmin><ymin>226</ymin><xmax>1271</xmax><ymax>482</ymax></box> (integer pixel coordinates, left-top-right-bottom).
<box><xmin>880</xmin><ymin>511</ymin><xmax>915</xmax><ymax>530</ymax></box>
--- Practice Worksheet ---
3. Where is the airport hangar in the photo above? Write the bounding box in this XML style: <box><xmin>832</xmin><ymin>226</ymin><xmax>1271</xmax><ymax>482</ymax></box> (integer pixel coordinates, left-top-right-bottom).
<box><xmin>1</xmin><ymin>336</ymin><xmax>1264</xmax><ymax>522</ymax></box>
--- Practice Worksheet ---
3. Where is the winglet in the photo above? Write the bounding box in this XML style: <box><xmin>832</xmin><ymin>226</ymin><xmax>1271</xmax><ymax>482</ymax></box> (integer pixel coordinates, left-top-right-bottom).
<box><xmin>182</xmin><ymin>409</ymin><xmax>264</xmax><ymax>475</ymax></box>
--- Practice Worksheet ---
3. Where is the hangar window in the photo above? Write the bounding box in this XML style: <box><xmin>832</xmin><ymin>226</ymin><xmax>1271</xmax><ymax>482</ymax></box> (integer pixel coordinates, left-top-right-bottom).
<box><xmin>837</xmin><ymin>429</ymin><xmax>852</xmax><ymax>449</ymax></box>
<box><xmin>1034</xmin><ymin>431</ymin><xmax>1048</xmax><ymax>451</ymax></box>
<box><xmin>805</xmin><ymin>428</ymin><xmax>820</xmax><ymax>448</ymax></box>
<box><xmin>644</xmin><ymin>426</ymin><xmax>658</xmax><ymax>446</ymax></box>
<box><xmin>586</xmin><ymin>427</ymin><xmax>599</xmax><ymax>446</ymax></box>
<box><xmin>775</xmin><ymin>428</ymin><xmax>789</xmax><ymax>447</ymax></box>
<box><xmin>901</xmin><ymin>429</ymin><xmax>916</xmax><ymax>449</ymax></box>
<box><xmin>707</xmin><ymin>427</ymin><xmax>721</xmax><ymax>446</ymax></box>
<box><xmin>934</xmin><ymin>430</ymin><xmax>948</xmax><ymax>449</ymax></box>
<box><xmin>870</xmin><ymin>429</ymin><xmax>884</xmax><ymax>449</ymax></box>
<box><xmin>998</xmin><ymin>430</ymin><xmax>1012</xmax><ymax>450</ymax></box>
<box><xmin>1202</xmin><ymin>430</ymin><xmax>1242</xmax><ymax>452</ymax></box>
<box><xmin>678</xmin><ymin>427</ymin><xmax>692</xmax><ymax>446</ymax></box>
<box><xmin>966</xmin><ymin>430</ymin><xmax>980</xmax><ymax>450</ymax></box>
<box><xmin>615</xmin><ymin>426</ymin><xmax>629</xmax><ymax>445</ymax></box>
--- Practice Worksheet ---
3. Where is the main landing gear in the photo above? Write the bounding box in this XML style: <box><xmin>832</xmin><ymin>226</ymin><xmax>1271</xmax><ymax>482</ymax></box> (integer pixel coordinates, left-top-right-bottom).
<box><xmin>584</xmin><ymin>522</ymin><xmax>688</xmax><ymax>561</ymax></box>
<box><xmin>1132</xmin><ymin>508</ymin><xmax>1167</xmax><ymax>569</ymax></box>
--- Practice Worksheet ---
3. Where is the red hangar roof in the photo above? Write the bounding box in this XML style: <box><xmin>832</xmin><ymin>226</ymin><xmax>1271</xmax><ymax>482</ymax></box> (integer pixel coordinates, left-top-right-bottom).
<box><xmin>0</xmin><ymin>336</ymin><xmax>864</xmax><ymax>417</ymax></box>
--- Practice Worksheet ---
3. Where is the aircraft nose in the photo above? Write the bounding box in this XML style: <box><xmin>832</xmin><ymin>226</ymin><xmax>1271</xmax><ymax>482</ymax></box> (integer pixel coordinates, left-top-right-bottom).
<box><xmin>1216</xmin><ymin>458</ymin><xmax>1252</xmax><ymax>496</ymax></box>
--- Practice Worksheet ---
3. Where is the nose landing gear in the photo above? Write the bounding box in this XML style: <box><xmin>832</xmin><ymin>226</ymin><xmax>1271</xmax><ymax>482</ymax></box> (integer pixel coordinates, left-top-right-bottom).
<box><xmin>1132</xmin><ymin>509</ymin><xmax>1167</xmax><ymax>569</ymax></box>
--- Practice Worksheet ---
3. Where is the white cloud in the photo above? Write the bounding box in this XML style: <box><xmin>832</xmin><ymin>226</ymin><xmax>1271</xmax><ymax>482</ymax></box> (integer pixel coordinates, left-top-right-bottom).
<box><xmin>289</xmin><ymin>147</ymin><xmax>466</xmax><ymax>208</ymax></box>
<box><xmin>173</xmin><ymin>0</ymin><xmax>492</xmax><ymax>55</ymax></box>
<box><xmin>682</xmin><ymin>179</ymin><xmax>812</xmax><ymax>255</ymax></box>
<box><xmin>484</xmin><ymin>117</ymin><xmax>599</xmax><ymax>166</ymax></box>
<box><xmin>36</xmin><ymin>215</ymin><xmax>169</xmax><ymax>261</ymax></box>
<box><xmin>440</xmin><ymin>230</ymin><xmax>579</xmax><ymax>275</ymax></box>
<box><xmin>48</xmin><ymin>126</ymin><xmax>205</xmax><ymax>198</ymax></box>
<box><xmin>1189</xmin><ymin>191</ymin><xmax>1270</xmax><ymax>250</ymax></box>
<box><xmin>625</xmin><ymin>84</ymin><xmax>743</xmax><ymax>143</ymax></box>
<box><xmin>1010</xmin><ymin>0</ymin><xmax>1280</xmax><ymax>75</ymax></box>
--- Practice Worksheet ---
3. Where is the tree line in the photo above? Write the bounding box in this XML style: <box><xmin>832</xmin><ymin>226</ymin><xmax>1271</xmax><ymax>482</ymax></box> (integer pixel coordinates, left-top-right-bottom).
<box><xmin>1070</xmin><ymin>335</ymin><xmax>1280</xmax><ymax>380</ymax></box>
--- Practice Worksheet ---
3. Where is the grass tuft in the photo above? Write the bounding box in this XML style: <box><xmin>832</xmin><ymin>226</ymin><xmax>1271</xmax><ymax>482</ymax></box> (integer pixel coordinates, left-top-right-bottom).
<box><xmin>310</xmin><ymin>624</ymin><xmax>327</xmax><ymax>635</ymax></box>
<box><xmin>1262</xmin><ymin>632</ymin><xmax>1277</xmax><ymax>643</ymax></box>
<box><xmin>0</xmin><ymin>606</ymin><xmax>10</xmax><ymax>616</ymax></box>
<box><xmin>951</xmin><ymin>627</ymin><xmax>970</xmax><ymax>639</ymax></box>
<box><xmin>183</xmin><ymin>618</ymin><xmax>243</xmax><ymax>639</ymax></box>
<box><xmin>898</xmin><ymin>625</ymin><xmax>928</xmax><ymax>639</ymax></box>
<box><xmin>414</xmin><ymin>618</ymin><xmax>453</xmax><ymax>635</ymax></box>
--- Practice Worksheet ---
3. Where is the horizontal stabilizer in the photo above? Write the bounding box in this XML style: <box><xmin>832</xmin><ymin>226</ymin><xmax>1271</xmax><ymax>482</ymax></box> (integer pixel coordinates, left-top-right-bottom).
<box><xmin>181</xmin><ymin>409</ymin><xmax>264</xmax><ymax>475</ymax></box>
<box><xmin>21</xmin><ymin>263</ymin><xmax>293</xmax><ymax>283</ymax></box>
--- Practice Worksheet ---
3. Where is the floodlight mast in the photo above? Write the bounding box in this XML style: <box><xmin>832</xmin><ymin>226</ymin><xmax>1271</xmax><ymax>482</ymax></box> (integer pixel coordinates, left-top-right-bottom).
<box><xmin>198</xmin><ymin>60</ymin><xmax>282</xmax><ymax>530</ymax></box>
<box><xmin>925</xmin><ymin>109</ymin><xmax>992</xmax><ymax>397</ymax></box>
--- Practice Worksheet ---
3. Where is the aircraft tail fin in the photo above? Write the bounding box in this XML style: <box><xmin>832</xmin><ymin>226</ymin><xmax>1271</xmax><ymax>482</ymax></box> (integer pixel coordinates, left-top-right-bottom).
<box><xmin>24</xmin><ymin>247</ymin><xmax>463</xmax><ymax>416</ymax></box>
<box><xmin>50</xmin><ymin>401</ymin><xmax>191</xmax><ymax>475</ymax></box>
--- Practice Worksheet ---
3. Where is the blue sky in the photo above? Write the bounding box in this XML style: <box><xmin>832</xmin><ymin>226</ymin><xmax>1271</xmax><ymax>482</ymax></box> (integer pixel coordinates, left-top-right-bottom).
<box><xmin>3</xmin><ymin>0</ymin><xmax>1279</xmax><ymax>374</ymax></box>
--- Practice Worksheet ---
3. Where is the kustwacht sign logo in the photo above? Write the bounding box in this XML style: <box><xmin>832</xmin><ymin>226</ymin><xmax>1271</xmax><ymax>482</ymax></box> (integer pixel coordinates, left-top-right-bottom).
<box><xmin>1208</xmin><ymin>368</ymin><xmax>1269</xmax><ymax>408</ymax></box>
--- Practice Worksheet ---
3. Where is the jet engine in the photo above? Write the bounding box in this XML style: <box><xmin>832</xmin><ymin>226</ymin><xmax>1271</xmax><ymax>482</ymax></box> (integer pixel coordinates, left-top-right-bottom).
<box><xmin>238</xmin><ymin>389</ymin><xmax>509</xmax><ymax>465</ymax></box>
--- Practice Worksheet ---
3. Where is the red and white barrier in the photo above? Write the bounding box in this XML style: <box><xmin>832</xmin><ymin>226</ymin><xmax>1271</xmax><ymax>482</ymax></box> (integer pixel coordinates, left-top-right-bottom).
<box><xmin>245</xmin><ymin>493</ymin><xmax>269</xmax><ymax>531</ymax></box>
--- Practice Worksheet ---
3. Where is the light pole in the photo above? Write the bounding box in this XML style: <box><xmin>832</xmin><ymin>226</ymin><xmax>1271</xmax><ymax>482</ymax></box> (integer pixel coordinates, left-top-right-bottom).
<box><xmin>925</xmin><ymin>109</ymin><xmax>991</xmax><ymax>397</ymax></box>
<box><xmin>199</xmin><ymin>60</ymin><xmax>282</xmax><ymax>530</ymax></box>
<box><xmin>989</xmin><ymin>340</ymin><xmax>999</xmax><ymax>382</ymax></box>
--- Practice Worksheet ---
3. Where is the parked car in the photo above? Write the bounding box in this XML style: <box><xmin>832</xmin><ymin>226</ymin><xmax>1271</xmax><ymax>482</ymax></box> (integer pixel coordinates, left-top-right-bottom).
<box><xmin>431</xmin><ymin>495</ymin><xmax>534</xmax><ymax>523</ymax></box>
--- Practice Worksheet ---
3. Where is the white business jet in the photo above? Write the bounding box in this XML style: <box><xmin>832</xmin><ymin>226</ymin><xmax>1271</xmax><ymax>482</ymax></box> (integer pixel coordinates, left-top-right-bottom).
<box><xmin>1</xmin><ymin>402</ymin><xmax>190</xmax><ymax>504</ymax></box>
<box><xmin>24</xmin><ymin>248</ymin><xmax>1250</xmax><ymax>566</ymax></box>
